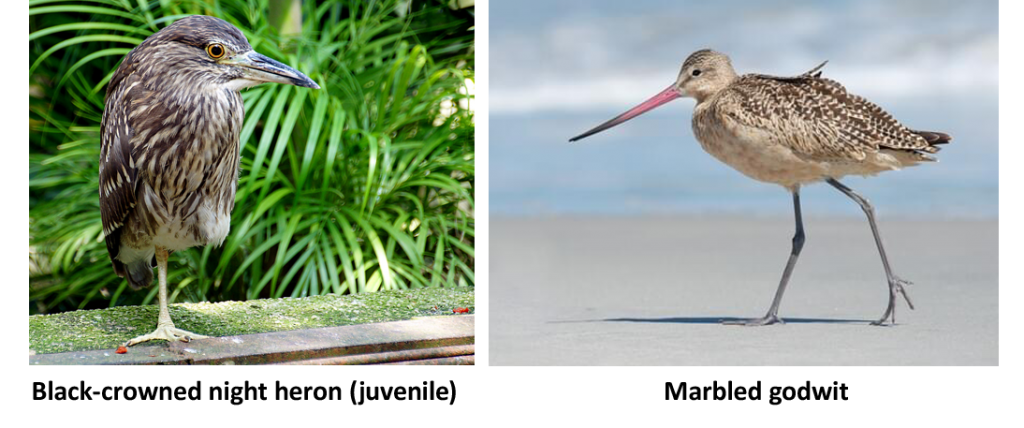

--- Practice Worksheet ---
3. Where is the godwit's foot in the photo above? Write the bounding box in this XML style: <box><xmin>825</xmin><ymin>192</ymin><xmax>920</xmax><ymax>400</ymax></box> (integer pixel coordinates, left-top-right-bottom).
<box><xmin>723</xmin><ymin>314</ymin><xmax>784</xmax><ymax>326</ymax></box>
<box><xmin>871</xmin><ymin>276</ymin><xmax>914</xmax><ymax>326</ymax></box>
<box><xmin>125</xmin><ymin>322</ymin><xmax>208</xmax><ymax>346</ymax></box>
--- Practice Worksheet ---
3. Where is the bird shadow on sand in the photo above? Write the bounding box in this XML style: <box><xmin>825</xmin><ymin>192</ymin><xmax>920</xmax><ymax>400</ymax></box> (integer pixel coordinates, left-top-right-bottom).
<box><xmin>606</xmin><ymin>315</ymin><xmax>872</xmax><ymax>325</ymax></box>
<box><xmin>550</xmin><ymin>316</ymin><xmax>871</xmax><ymax>325</ymax></box>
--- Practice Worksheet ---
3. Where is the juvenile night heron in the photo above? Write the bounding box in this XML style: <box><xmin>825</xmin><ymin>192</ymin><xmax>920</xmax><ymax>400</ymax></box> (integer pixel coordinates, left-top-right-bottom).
<box><xmin>100</xmin><ymin>15</ymin><xmax>319</xmax><ymax>346</ymax></box>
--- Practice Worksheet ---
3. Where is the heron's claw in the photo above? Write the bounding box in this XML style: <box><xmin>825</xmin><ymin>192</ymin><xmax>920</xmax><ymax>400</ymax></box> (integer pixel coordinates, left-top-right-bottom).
<box><xmin>125</xmin><ymin>326</ymin><xmax>206</xmax><ymax>346</ymax></box>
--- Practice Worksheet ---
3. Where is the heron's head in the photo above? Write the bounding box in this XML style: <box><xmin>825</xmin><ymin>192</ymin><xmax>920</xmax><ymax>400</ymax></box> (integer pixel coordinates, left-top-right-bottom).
<box><xmin>126</xmin><ymin>15</ymin><xmax>319</xmax><ymax>93</ymax></box>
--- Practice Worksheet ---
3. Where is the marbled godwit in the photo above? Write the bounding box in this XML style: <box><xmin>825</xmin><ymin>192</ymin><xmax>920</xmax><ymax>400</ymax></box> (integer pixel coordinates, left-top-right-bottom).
<box><xmin>569</xmin><ymin>49</ymin><xmax>950</xmax><ymax>326</ymax></box>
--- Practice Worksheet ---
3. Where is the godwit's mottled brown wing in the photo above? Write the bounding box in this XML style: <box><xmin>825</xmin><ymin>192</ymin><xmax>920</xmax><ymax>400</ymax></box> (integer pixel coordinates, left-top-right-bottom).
<box><xmin>718</xmin><ymin>64</ymin><xmax>948</xmax><ymax>162</ymax></box>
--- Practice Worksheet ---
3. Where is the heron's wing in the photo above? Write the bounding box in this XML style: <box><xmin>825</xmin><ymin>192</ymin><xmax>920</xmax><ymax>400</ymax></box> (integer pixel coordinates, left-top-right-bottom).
<box><xmin>99</xmin><ymin>72</ymin><xmax>140</xmax><ymax>272</ymax></box>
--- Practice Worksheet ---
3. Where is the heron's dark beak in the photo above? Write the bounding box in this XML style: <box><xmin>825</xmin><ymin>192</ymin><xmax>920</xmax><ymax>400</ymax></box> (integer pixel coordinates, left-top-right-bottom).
<box><xmin>234</xmin><ymin>51</ymin><xmax>320</xmax><ymax>89</ymax></box>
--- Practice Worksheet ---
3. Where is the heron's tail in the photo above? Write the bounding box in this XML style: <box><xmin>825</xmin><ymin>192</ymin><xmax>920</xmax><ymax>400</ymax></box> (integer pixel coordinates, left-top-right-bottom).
<box><xmin>125</xmin><ymin>259</ymin><xmax>155</xmax><ymax>290</ymax></box>
<box><xmin>111</xmin><ymin>257</ymin><xmax>154</xmax><ymax>290</ymax></box>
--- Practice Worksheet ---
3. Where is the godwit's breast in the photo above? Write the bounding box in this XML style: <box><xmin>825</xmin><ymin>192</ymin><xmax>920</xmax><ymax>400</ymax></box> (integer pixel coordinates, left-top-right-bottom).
<box><xmin>692</xmin><ymin>100</ymin><xmax>830</xmax><ymax>189</ymax></box>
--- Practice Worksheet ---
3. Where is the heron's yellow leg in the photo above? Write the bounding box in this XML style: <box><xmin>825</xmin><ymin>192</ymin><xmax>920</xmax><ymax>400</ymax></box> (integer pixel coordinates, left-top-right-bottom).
<box><xmin>125</xmin><ymin>247</ymin><xmax>207</xmax><ymax>346</ymax></box>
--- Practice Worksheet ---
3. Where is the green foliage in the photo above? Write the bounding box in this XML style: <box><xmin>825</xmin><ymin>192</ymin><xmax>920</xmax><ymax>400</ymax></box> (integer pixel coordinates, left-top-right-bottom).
<box><xmin>29</xmin><ymin>0</ymin><xmax>475</xmax><ymax>313</ymax></box>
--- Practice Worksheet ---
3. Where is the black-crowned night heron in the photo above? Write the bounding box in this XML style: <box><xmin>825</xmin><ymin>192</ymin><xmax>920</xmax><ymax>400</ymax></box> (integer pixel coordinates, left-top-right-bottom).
<box><xmin>99</xmin><ymin>15</ymin><xmax>319</xmax><ymax>346</ymax></box>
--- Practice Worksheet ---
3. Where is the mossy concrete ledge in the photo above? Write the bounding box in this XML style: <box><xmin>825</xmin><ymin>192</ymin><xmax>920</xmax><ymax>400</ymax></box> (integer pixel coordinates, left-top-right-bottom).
<box><xmin>31</xmin><ymin>316</ymin><xmax>474</xmax><ymax>365</ymax></box>
<box><xmin>30</xmin><ymin>288</ymin><xmax>474</xmax><ymax>364</ymax></box>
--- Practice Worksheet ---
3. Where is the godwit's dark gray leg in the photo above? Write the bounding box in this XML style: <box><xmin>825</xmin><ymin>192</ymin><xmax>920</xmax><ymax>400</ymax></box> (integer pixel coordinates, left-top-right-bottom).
<box><xmin>725</xmin><ymin>189</ymin><xmax>804</xmax><ymax>326</ymax></box>
<box><xmin>826</xmin><ymin>178</ymin><xmax>914</xmax><ymax>325</ymax></box>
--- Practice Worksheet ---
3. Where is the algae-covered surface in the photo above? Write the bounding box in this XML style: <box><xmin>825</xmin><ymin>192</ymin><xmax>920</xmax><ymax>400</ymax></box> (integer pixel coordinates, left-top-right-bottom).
<box><xmin>30</xmin><ymin>287</ymin><xmax>474</xmax><ymax>355</ymax></box>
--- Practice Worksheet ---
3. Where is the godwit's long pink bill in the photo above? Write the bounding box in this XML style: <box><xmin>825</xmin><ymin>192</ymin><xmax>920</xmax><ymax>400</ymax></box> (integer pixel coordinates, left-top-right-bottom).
<box><xmin>569</xmin><ymin>85</ymin><xmax>680</xmax><ymax>142</ymax></box>
<box><xmin>567</xmin><ymin>49</ymin><xmax>949</xmax><ymax>326</ymax></box>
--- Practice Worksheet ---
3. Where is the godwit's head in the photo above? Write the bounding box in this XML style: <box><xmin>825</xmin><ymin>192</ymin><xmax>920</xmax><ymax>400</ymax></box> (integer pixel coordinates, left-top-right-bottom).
<box><xmin>674</xmin><ymin>49</ymin><xmax>737</xmax><ymax>103</ymax></box>
<box><xmin>569</xmin><ymin>49</ymin><xmax>736</xmax><ymax>142</ymax></box>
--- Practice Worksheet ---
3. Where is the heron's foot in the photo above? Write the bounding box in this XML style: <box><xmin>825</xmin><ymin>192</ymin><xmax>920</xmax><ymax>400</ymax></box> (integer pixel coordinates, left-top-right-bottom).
<box><xmin>723</xmin><ymin>313</ymin><xmax>784</xmax><ymax>326</ymax></box>
<box><xmin>125</xmin><ymin>322</ymin><xmax>208</xmax><ymax>347</ymax></box>
<box><xmin>871</xmin><ymin>275</ymin><xmax>914</xmax><ymax>326</ymax></box>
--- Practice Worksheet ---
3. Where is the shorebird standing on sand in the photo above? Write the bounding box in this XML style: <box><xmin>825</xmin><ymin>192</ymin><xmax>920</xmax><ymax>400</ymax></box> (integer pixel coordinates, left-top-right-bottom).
<box><xmin>569</xmin><ymin>49</ymin><xmax>950</xmax><ymax>326</ymax></box>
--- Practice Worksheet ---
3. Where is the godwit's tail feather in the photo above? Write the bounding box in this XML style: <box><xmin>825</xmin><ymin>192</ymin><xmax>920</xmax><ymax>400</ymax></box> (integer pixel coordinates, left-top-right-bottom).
<box><xmin>912</xmin><ymin>130</ymin><xmax>952</xmax><ymax>150</ymax></box>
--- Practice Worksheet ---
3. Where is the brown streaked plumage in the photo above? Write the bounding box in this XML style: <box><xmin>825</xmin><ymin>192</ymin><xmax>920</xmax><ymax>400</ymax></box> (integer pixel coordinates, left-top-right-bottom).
<box><xmin>570</xmin><ymin>49</ymin><xmax>951</xmax><ymax>326</ymax></box>
<box><xmin>100</xmin><ymin>15</ymin><xmax>319</xmax><ymax>346</ymax></box>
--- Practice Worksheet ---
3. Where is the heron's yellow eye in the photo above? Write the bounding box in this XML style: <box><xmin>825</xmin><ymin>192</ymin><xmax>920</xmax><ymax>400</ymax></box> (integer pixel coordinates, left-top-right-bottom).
<box><xmin>206</xmin><ymin>43</ymin><xmax>225</xmax><ymax>59</ymax></box>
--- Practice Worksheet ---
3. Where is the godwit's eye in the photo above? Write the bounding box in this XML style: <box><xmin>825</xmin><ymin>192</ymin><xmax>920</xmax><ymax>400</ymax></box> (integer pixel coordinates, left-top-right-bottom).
<box><xmin>691</xmin><ymin>69</ymin><xmax>702</xmax><ymax>77</ymax></box>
